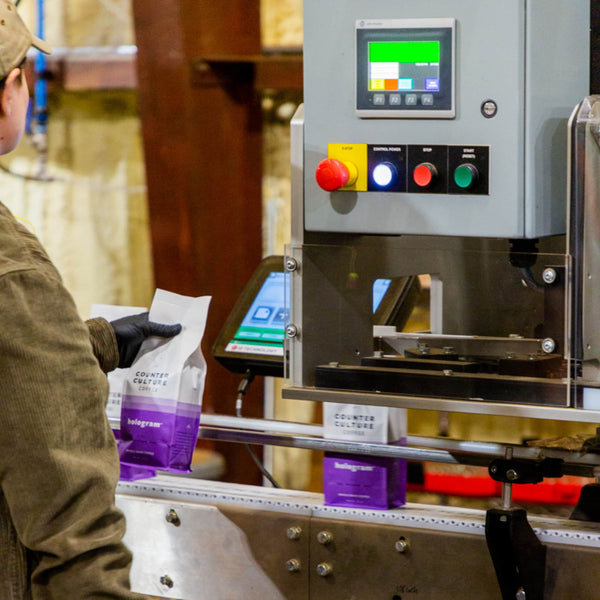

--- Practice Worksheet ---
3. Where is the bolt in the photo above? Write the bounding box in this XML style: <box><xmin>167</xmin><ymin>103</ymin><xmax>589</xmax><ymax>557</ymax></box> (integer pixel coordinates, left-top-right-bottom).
<box><xmin>285</xmin><ymin>257</ymin><xmax>298</xmax><ymax>272</ymax></box>
<box><xmin>528</xmin><ymin>353</ymin><xmax>537</xmax><ymax>361</ymax></box>
<box><xmin>542</xmin><ymin>268</ymin><xmax>557</xmax><ymax>285</ymax></box>
<box><xmin>443</xmin><ymin>346</ymin><xmax>455</xmax><ymax>354</ymax></box>
<box><xmin>160</xmin><ymin>575</ymin><xmax>174</xmax><ymax>588</ymax></box>
<box><xmin>286</xmin><ymin>558</ymin><xmax>301</xmax><ymax>572</ymax></box>
<box><xmin>286</xmin><ymin>526</ymin><xmax>302</xmax><ymax>540</ymax></box>
<box><xmin>395</xmin><ymin>538</ymin><xmax>409</xmax><ymax>553</ymax></box>
<box><xmin>506</xmin><ymin>469</ymin><xmax>519</xmax><ymax>481</ymax></box>
<box><xmin>418</xmin><ymin>343</ymin><xmax>431</xmax><ymax>355</ymax></box>
<box><xmin>316</xmin><ymin>562</ymin><xmax>333</xmax><ymax>577</ymax></box>
<box><xmin>541</xmin><ymin>338</ymin><xmax>556</xmax><ymax>354</ymax></box>
<box><xmin>165</xmin><ymin>509</ymin><xmax>180</xmax><ymax>526</ymax></box>
<box><xmin>443</xmin><ymin>369</ymin><xmax>454</xmax><ymax>376</ymax></box>
<box><xmin>505</xmin><ymin>352</ymin><xmax>515</xmax><ymax>359</ymax></box>
<box><xmin>490</xmin><ymin>465</ymin><xmax>498</xmax><ymax>474</ymax></box>
<box><xmin>286</xmin><ymin>324</ymin><xmax>298</xmax><ymax>338</ymax></box>
<box><xmin>317</xmin><ymin>530</ymin><xmax>333</xmax><ymax>545</ymax></box>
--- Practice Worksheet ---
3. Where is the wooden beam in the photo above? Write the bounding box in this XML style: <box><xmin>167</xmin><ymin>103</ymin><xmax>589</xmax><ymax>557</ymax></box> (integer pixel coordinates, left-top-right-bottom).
<box><xmin>191</xmin><ymin>54</ymin><xmax>303</xmax><ymax>90</ymax></box>
<box><xmin>132</xmin><ymin>0</ymin><xmax>265</xmax><ymax>485</ymax></box>
<box><xmin>39</xmin><ymin>51</ymin><xmax>302</xmax><ymax>93</ymax></box>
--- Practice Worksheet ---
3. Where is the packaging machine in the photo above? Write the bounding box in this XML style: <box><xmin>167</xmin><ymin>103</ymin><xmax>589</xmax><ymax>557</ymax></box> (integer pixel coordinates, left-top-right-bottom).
<box><xmin>116</xmin><ymin>2</ymin><xmax>600</xmax><ymax>598</ymax></box>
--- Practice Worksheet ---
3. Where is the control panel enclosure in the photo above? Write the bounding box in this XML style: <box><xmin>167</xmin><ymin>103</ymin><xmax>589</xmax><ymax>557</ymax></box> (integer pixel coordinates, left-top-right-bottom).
<box><xmin>303</xmin><ymin>0</ymin><xmax>590</xmax><ymax>238</ymax></box>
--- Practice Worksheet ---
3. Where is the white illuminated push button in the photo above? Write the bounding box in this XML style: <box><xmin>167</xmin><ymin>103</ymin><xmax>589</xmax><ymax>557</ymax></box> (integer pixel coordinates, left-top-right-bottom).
<box><xmin>315</xmin><ymin>158</ymin><xmax>358</xmax><ymax>192</ymax></box>
<box><xmin>372</xmin><ymin>162</ymin><xmax>397</xmax><ymax>188</ymax></box>
<box><xmin>453</xmin><ymin>163</ymin><xmax>479</xmax><ymax>190</ymax></box>
<box><xmin>413</xmin><ymin>162</ymin><xmax>438</xmax><ymax>188</ymax></box>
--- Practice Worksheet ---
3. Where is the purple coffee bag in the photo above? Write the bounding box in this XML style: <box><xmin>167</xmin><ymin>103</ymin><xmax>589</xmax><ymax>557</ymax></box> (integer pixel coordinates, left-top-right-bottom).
<box><xmin>119</xmin><ymin>290</ymin><xmax>211</xmax><ymax>473</ymax></box>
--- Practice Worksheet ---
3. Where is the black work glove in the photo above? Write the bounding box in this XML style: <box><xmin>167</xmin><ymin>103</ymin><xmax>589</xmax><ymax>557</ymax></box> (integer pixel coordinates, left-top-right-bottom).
<box><xmin>110</xmin><ymin>312</ymin><xmax>182</xmax><ymax>368</ymax></box>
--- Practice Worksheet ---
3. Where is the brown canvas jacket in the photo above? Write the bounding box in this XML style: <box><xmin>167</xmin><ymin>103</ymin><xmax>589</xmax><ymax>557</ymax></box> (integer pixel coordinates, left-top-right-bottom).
<box><xmin>0</xmin><ymin>202</ymin><xmax>145</xmax><ymax>599</ymax></box>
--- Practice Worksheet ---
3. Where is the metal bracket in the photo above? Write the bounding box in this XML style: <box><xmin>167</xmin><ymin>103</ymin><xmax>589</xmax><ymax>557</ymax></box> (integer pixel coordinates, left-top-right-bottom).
<box><xmin>485</xmin><ymin>507</ymin><xmax>546</xmax><ymax>600</ymax></box>
<box><xmin>488</xmin><ymin>457</ymin><xmax>564</xmax><ymax>484</ymax></box>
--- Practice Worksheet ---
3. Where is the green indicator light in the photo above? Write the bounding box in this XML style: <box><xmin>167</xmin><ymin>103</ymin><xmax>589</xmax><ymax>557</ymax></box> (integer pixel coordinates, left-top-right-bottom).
<box><xmin>454</xmin><ymin>164</ymin><xmax>477</xmax><ymax>189</ymax></box>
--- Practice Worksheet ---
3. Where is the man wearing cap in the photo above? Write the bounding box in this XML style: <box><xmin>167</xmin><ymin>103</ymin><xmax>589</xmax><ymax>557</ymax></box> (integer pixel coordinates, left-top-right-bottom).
<box><xmin>0</xmin><ymin>2</ymin><xmax>172</xmax><ymax>598</ymax></box>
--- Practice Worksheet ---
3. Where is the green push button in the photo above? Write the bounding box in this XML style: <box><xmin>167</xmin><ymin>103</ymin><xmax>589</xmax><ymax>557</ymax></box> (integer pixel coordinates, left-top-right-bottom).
<box><xmin>454</xmin><ymin>164</ymin><xmax>478</xmax><ymax>189</ymax></box>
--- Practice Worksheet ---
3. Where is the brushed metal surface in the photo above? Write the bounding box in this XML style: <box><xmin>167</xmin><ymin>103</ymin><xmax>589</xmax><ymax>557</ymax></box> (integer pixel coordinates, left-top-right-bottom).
<box><xmin>117</xmin><ymin>478</ymin><xmax>600</xmax><ymax>599</ymax></box>
<box><xmin>118</xmin><ymin>495</ymin><xmax>309</xmax><ymax>599</ymax></box>
<box><xmin>308</xmin><ymin>517</ymin><xmax>502</xmax><ymax>599</ymax></box>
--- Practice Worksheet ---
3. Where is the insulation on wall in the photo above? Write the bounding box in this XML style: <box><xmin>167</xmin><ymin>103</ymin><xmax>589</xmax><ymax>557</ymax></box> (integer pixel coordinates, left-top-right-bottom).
<box><xmin>0</xmin><ymin>0</ymin><xmax>153</xmax><ymax>318</ymax></box>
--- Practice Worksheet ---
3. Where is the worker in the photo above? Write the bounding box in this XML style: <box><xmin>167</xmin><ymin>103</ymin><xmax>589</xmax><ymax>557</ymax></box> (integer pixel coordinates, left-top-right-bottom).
<box><xmin>0</xmin><ymin>3</ymin><xmax>178</xmax><ymax>598</ymax></box>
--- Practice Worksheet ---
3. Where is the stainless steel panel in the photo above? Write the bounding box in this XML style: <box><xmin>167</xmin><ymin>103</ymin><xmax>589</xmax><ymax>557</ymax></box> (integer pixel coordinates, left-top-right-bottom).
<box><xmin>308</xmin><ymin>517</ymin><xmax>502</xmax><ymax>599</ymax></box>
<box><xmin>116</xmin><ymin>478</ymin><xmax>600</xmax><ymax>599</ymax></box>
<box><xmin>117</xmin><ymin>494</ymin><xmax>310</xmax><ymax>600</ymax></box>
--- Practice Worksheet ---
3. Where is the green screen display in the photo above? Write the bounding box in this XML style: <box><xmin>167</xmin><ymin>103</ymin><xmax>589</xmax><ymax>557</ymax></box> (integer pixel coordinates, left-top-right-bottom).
<box><xmin>369</xmin><ymin>41</ymin><xmax>440</xmax><ymax>64</ymax></box>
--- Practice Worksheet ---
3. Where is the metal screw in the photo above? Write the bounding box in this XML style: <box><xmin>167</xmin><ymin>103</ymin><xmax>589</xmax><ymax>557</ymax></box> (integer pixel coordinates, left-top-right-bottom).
<box><xmin>395</xmin><ymin>538</ymin><xmax>409</xmax><ymax>553</ymax></box>
<box><xmin>285</xmin><ymin>257</ymin><xmax>298</xmax><ymax>272</ymax></box>
<box><xmin>286</xmin><ymin>324</ymin><xmax>298</xmax><ymax>338</ymax></box>
<box><xmin>542</xmin><ymin>268</ymin><xmax>557</xmax><ymax>285</ymax></box>
<box><xmin>286</xmin><ymin>558</ymin><xmax>301</xmax><ymax>572</ymax></box>
<box><xmin>516</xmin><ymin>587</ymin><xmax>527</xmax><ymax>600</ymax></box>
<box><xmin>443</xmin><ymin>369</ymin><xmax>454</xmax><ymax>376</ymax></box>
<box><xmin>443</xmin><ymin>346</ymin><xmax>455</xmax><ymax>354</ymax></box>
<box><xmin>481</xmin><ymin>99</ymin><xmax>498</xmax><ymax>118</ymax></box>
<box><xmin>506</xmin><ymin>469</ymin><xmax>519</xmax><ymax>481</ymax></box>
<box><xmin>317</xmin><ymin>530</ymin><xmax>333</xmax><ymax>545</ymax></box>
<box><xmin>490</xmin><ymin>465</ymin><xmax>498</xmax><ymax>474</ymax></box>
<box><xmin>541</xmin><ymin>338</ymin><xmax>556</xmax><ymax>354</ymax></box>
<box><xmin>316</xmin><ymin>562</ymin><xmax>333</xmax><ymax>577</ymax></box>
<box><xmin>160</xmin><ymin>575</ymin><xmax>174</xmax><ymax>588</ymax></box>
<box><xmin>418</xmin><ymin>343</ymin><xmax>430</xmax><ymax>355</ymax></box>
<box><xmin>165</xmin><ymin>509</ymin><xmax>180</xmax><ymax>526</ymax></box>
<box><xmin>286</xmin><ymin>526</ymin><xmax>302</xmax><ymax>540</ymax></box>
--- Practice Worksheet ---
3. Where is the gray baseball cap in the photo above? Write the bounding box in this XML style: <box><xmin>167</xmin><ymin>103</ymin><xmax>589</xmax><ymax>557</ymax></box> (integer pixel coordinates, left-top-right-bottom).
<box><xmin>0</xmin><ymin>1</ymin><xmax>51</xmax><ymax>79</ymax></box>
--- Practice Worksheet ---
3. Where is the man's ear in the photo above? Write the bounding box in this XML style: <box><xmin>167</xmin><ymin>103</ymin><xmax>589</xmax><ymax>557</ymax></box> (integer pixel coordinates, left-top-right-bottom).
<box><xmin>1</xmin><ymin>68</ymin><xmax>22</xmax><ymax>117</ymax></box>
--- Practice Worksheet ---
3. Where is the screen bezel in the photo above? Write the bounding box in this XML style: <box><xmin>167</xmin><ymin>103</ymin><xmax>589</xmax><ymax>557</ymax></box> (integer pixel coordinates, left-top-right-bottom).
<box><xmin>212</xmin><ymin>255</ymin><xmax>287</xmax><ymax>378</ymax></box>
<box><xmin>356</xmin><ymin>18</ymin><xmax>456</xmax><ymax>119</ymax></box>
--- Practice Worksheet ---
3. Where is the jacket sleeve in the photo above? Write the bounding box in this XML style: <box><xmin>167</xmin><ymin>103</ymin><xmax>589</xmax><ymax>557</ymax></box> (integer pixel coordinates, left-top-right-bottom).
<box><xmin>0</xmin><ymin>268</ymin><xmax>145</xmax><ymax>600</ymax></box>
<box><xmin>86</xmin><ymin>316</ymin><xmax>120</xmax><ymax>374</ymax></box>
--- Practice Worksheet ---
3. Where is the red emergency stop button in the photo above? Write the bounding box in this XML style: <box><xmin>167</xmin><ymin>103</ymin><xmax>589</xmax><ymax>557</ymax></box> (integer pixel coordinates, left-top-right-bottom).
<box><xmin>316</xmin><ymin>158</ymin><xmax>357</xmax><ymax>192</ymax></box>
<box><xmin>413</xmin><ymin>162</ymin><xmax>438</xmax><ymax>188</ymax></box>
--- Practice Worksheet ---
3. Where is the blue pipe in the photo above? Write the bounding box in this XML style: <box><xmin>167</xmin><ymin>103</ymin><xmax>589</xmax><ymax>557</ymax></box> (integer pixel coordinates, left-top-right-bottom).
<box><xmin>33</xmin><ymin>0</ymin><xmax>47</xmax><ymax>136</ymax></box>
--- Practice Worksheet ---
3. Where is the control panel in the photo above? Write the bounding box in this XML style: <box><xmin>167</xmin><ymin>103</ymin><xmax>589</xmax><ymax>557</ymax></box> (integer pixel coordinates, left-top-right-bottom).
<box><xmin>316</xmin><ymin>143</ymin><xmax>489</xmax><ymax>195</ymax></box>
<box><xmin>302</xmin><ymin>0</ymin><xmax>590</xmax><ymax>239</ymax></box>
<box><xmin>356</xmin><ymin>18</ymin><xmax>455</xmax><ymax>119</ymax></box>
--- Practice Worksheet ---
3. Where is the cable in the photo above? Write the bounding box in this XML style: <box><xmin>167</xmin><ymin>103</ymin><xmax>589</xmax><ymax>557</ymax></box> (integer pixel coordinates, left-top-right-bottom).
<box><xmin>519</xmin><ymin>267</ymin><xmax>544</xmax><ymax>292</ymax></box>
<box><xmin>0</xmin><ymin>161</ymin><xmax>53</xmax><ymax>182</ymax></box>
<box><xmin>235</xmin><ymin>370</ymin><xmax>281</xmax><ymax>488</ymax></box>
